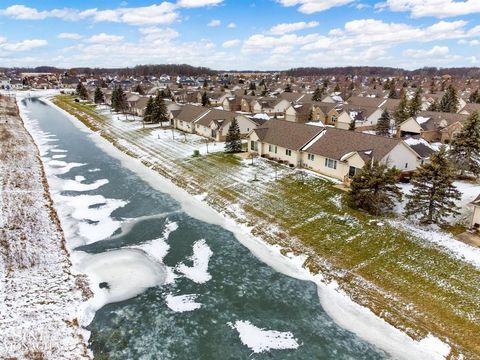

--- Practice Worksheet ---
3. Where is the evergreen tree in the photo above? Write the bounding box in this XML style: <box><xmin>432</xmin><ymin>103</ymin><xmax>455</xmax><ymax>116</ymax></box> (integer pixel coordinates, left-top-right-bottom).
<box><xmin>111</xmin><ymin>85</ymin><xmax>127</xmax><ymax>113</ymax></box>
<box><xmin>376</xmin><ymin>109</ymin><xmax>391</xmax><ymax>137</ymax></box>
<box><xmin>348</xmin><ymin>161</ymin><xmax>402</xmax><ymax>216</ymax></box>
<box><xmin>428</xmin><ymin>99</ymin><xmax>439</xmax><ymax>111</ymax></box>
<box><xmin>284</xmin><ymin>83</ymin><xmax>292</xmax><ymax>92</ymax></box>
<box><xmin>201</xmin><ymin>91</ymin><xmax>209</xmax><ymax>107</ymax></box>
<box><xmin>394</xmin><ymin>90</ymin><xmax>409</xmax><ymax>124</ymax></box>
<box><xmin>312</xmin><ymin>87</ymin><xmax>323</xmax><ymax>102</ymax></box>
<box><xmin>94</xmin><ymin>86</ymin><xmax>104</xmax><ymax>104</ymax></box>
<box><xmin>143</xmin><ymin>96</ymin><xmax>154</xmax><ymax>123</ymax></box>
<box><xmin>249</xmin><ymin>82</ymin><xmax>256</xmax><ymax>91</ymax></box>
<box><xmin>151</xmin><ymin>94</ymin><xmax>169</xmax><ymax>126</ymax></box>
<box><xmin>76</xmin><ymin>82</ymin><xmax>88</xmax><ymax>100</ymax></box>
<box><xmin>429</xmin><ymin>79</ymin><xmax>436</xmax><ymax>94</ymax></box>
<box><xmin>333</xmin><ymin>83</ymin><xmax>340</xmax><ymax>92</ymax></box>
<box><xmin>388</xmin><ymin>85</ymin><xmax>397</xmax><ymax>99</ymax></box>
<box><xmin>203</xmin><ymin>79</ymin><xmax>208</xmax><ymax>88</ymax></box>
<box><xmin>134</xmin><ymin>84</ymin><xmax>144</xmax><ymax>95</ymax></box>
<box><xmin>469</xmin><ymin>89</ymin><xmax>479</xmax><ymax>103</ymax></box>
<box><xmin>439</xmin><ymin>84</ymin><xmax>459</xmax><ymax>113</ymax></box>
<box><xmin>449</xmin><ymin>111</ymin><xmax>480</xmax><ymax>177</ymax></box>
<box><xmin>408</xmin><ymin>88</ymin><xmax>422</xmax><ymax>117</ymax></box>
<box><xmin>405</xmin><ymin>146</ymin><xmax>461</xmax><ymax>224</ymax></box>
<box><xmin>348</xmin><ymin>119</ymin><xmax>356</xmax><ymax>131</ymax></box>
<box><xmin>224</xmin><ymin>118</ymin><xmax>242</xmax><ymax>153</ymax></box>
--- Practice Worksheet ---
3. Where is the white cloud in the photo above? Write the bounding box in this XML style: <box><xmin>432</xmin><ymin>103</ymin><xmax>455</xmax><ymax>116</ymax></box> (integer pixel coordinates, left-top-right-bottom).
<box><xmin>276</xmin><ymin>0</ymin><xmax>354</xmax><ymax>13</ymax></box>
<box><xmin>85</xmin><ymin>33</ymin><xmax>124</xmax><ymax>44</ymax></box>
<box><xmin>222</xmin><ymin>39</ymin><xmax>240</xmax><ymax>48</ymax></box>
<box><xmin>208</xmin><ymin>19</ymin><xmax>221</xmax><ymax>27</ymax></box>
<box><xmin>403</xmin><ymin>45</ymin><xmax>450</xmax><ymax>58</ymax></box>
<box><xmin>0</xmin><ymin>39</ymin><xmax>47</xmax><ymax>52</ymax></box>
<box><xmin>0</xmin><ymin>3</ymin><xmax>179</xmax><ymax>26</ymax></box>
<box><xmin>227</xmin><ymin>22</ymin><xmax>236</xmax><ymax>28</ymax></box>
<box><xmin>139</xmin><ymin>27</ymin><xmax>180</xmax><ymax>43</ymax></box>
<box><xmin>270</xmin><ymin>21</ymin><xmax>319</xmax><ymax>35</ymax></box>
<box><xmin>376</xmin><ymin>0</ymin><xmax>480</xmax><ymax>18</ymax></box>
<box><xmin>177</xmin><ymin>0</ymin><xmax>223</xmax><ymax>8</ymax></box>
<box><xmin>58</xmin><ymin>32</ymin><xmax>83</xmax><ymax>40</ymax></box>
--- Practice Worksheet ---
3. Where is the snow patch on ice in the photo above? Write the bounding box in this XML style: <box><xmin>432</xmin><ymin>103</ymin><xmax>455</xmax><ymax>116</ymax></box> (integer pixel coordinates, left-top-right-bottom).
<box><xmin>62</xmin><ymin>178</ymin><xmax>109</xmax><ymax>192</ymax></box>
<box><xmin>176</xmin><ymin>239</ymin><xmax>213</xmax><ymax>284</ymax></box>
<box><xmin>165</xmin><ymin>294</ymin><xmax>201</xmax><ymax>312</ymax></box>
<box><xmin>77</xmin><ymin>249</ymin><xmax>167</xmax><ymax>324</ymax></box>
<box><xmin>228</xmin><ymin>320</ymin><xmax>300</xmax><ymax>353</ymax></box>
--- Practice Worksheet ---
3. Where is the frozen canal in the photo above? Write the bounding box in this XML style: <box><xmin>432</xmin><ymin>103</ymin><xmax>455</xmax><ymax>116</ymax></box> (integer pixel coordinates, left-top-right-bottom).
<box><xmin>20</xmin><ymin>97</ymin><xmax>403</xmax><ymax>359</ymax></box>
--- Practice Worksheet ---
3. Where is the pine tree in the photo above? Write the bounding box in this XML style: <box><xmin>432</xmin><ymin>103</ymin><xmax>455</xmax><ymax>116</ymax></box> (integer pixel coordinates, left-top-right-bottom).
<box><xmin>203</xmin><ymin>79</ymin><xmax>208</xmax><ymax>88</ymax></box>
<box><xmin>94</xmin><ymin>86</ymin><xmax>104</xmax><ymax>104</ymax></box>
<box><xmin>449</xmin><ymin>111</ymin><xmax>480</xmax><ymax>177</ymax></box>
<box><xmin>428</xmin><ymin>99</ymin><xmax>439</xmax><ymax>111</ymax></box>
<box><xmin>439</xmin><ymin>84</ymin><xmax>459</xmax><ymax>113</ymax></box>
<box><xmin>469</xmin><ymin>89</ymin><xmax>479</xmax><ymax>103</ymax></box>
<box><xmin>224</xmin><ymin>118</ymin><xmax>242</xmax><ymax>153</ymax></box>
<box><xmin>76</xmin><ymin>82</ymin><xmax>88</xmax><ymax>100</ymax></box>
<box><xmin>408</xmin><ymin>88</ymin><xmax>422</xmax><ymax>117</ymax></box>
<box><xmin>284</xmin><ymin>83</ymin><xmax>292</xmax><ymax>92</ymax></box>
<box><xmin>112</xmin><ymin>85</ymin><xmax>127</xmax><ymax>113</ymax></box>
<box><xmin>348</xmin><ymin>161</ymin><xmax>402</xmax><ymax>216</ymax></box>
<box><xmin>249</xmin><ymin>82</ymin><xmax>256</xmax><ymax>91</ymax></box>
<box><xmin>394</xmin><ymin>90</ymin><xmax>409</xmax><ymax>124</ymax></box>
<box><xmin>143</xmin><ymin>96</ymin><xmax>154</xmax><ymax>123</ymax></box>
<box><xmin>201</xmin><ymin>91</ymin><xmax>209</xmax><ymax>107</ymax></box>
<box><xmin>312</xmin><ymin>87</ymin><xmax>323</xmax><ymax>102</ymax></box>
<box><xmin>376</xmin><ymin>109</ymin><xmax>391</xmax><ymax>137</ymax></box>
<box><xmin>429</xmin><ymin>79</ymin><xmax>436</xmax><ymax>94</ymax></box>
<box><xmin>348</xmin><ymin>119</ymin><xmax>356</xmax><ymax>131</ymax></box>
<box><xmin>405</xmin><ymin>146</ymin><xmax>461</xmax><ymax>224</ymax></box>
<box><xmin>388</xmin><ymin>85</ymin><xmax>397</xmax><ymax>99</ymax></box>
<box><xmin>333</xmin><ymin>83</ymin><xmax>340</xmax><ymax>92</ymax></box>
<box><xmin>151</xmin><ymin>94</ymin><xmax>169</xmax><ymax>126</ymax></box>
<box><xmin>134</xmin><ymin>84</ymin><xmax>144</xmax><ymax>95</ymax></box>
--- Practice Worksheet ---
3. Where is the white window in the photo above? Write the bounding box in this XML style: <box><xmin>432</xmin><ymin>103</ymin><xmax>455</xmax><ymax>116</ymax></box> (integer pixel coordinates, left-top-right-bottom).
<box><xmin>325</xmin><ymin>158</ymin><xmax>337</xmax><ymax>169</ymax></box>
<box><xmin>286</xmin><ymin>149</ymin><xmax>292</xmax><ymax>156</ymax></box>
<box><xmin>308</xmin><ymin>154</ymin><xmax>315</xmax><ymax>161</ymax></box>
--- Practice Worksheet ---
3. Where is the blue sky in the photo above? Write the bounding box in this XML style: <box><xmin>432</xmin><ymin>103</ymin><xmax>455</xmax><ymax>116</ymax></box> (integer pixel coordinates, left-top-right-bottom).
<box><xmin>1</xmin><ymin>0</ymin><xmax>480</xmax><ymax>70</ymax></box>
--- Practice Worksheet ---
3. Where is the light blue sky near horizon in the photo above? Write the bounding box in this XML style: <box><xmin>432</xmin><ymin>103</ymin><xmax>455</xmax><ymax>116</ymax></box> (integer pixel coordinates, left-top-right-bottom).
<box><xmin>0</xmin><ymin>0</ymin><xmax>479</xmax><ymax>70</ymax></box>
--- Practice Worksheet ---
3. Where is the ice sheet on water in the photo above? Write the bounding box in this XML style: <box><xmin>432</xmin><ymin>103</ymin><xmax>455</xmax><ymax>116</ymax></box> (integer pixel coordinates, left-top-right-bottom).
<box><xmin>62</xmin><ymin>178</ymin><xmax>109</xmax><ymax>192</ymax></box>
<box><xmin>77</xmin><ymin>248</ymin><xmax>167</xmax><ymax>325</ymax></box>
<box><xmin>228</xmin><ymin>320</ymin><xmax>300</xmax><ymax>353</ymax></box>
<box><xmin>176</xmin><ymin>239</ymin><xmax>213</xmax><ymax>284</ymax></box>
<box><xmin>165</xmin><ymin>294</ymin><xmax>202</xmax><ymax>313</ymax></box>
<box><xmin>54</xmin><ymin>194</ymin><xmax>128</xmax><ymax>244</ymax></box>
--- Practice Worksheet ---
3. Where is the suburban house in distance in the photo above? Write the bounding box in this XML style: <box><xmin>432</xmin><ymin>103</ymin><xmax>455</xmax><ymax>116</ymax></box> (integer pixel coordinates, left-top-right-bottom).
<box><xmin>249</xmin><ymin>120</ymin><xmax>427</xmax><ymax>182</ymax></box>
<box><xmin>396</xmin><ymin>111</ymin><xmax>468</xmax><ymax>143</ymax></box>
<box><xmin>174</xmin><ymin>104</ymin><xmax>260</xmax><ymax>142</ymax></box>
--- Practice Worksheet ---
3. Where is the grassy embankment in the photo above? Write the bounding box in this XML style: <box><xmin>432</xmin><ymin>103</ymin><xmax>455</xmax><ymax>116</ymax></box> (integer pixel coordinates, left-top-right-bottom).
<box><xmin>53</xmin><ymin>95</ymin><xmax>480</xmax><ymax>359</ymax></box>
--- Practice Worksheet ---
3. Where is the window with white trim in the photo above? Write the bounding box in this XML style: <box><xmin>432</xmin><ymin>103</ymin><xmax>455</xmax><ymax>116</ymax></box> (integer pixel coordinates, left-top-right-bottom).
<box><xmin>324</xmin><ymin>158</ymin><xmax>337</xmax><ymax>169</ymax></box>
<box><xmin>307</xmin><ymin>153</ymin><xmax>315</xmax><ymax>161</ymax></box>
<box><xmin>286</xmin><ymin>149</ymin><xmax>292</xmax><ymax>156</ymax></box>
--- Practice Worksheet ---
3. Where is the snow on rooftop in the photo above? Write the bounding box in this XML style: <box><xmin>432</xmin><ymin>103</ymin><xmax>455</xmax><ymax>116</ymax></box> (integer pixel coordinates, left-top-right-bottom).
<box><xmin>416</xmin><ymin>116</ymin><xmax>430</xmax><ymax>125</ymax></box>
<box><xmin>253</xmin><ymin>113</ymin><xmax>270</xmax><ymax>120</ymax></box>
<box><xmin>404</xmin><ymin>137</ymin><xmax>433</xmax><ymax>149</ymax></box>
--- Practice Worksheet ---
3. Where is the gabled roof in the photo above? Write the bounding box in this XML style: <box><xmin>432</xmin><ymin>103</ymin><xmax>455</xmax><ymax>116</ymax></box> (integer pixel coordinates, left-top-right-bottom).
<box><xmin>175</xmin><ymin>104</ymin><xmax>209</xmax><ymax>123</ymax></box>
<box><xmin>195</xmin><ymin>108</ymin><xmax>236</xmax><ymax>127</ymax></box>
<box><xmin>305</xmin><ymin>127</ymin><xmax>402</xmax><ymax>161</ymax></box>
<box><xmin>415</xmin><ymin>111</ymin><xmax>468</xmax><ymax>132</ymax></box>
<box><xmin>346</xmin><ymin>95</ymin><xmax>384</xmax><ymax>108</ymax></box>
<box><xmin>252</xmin><ymin>120</ymin><xmax>323</xmax><ymax>151</ymax></box>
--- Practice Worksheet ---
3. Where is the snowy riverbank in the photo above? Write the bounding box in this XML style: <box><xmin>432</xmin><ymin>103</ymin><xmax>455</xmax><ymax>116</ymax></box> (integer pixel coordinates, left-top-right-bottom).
<box><xmin>0</xmin><ymin>94</ymin><xmax>90</xmax><ymax>359</ymax></box>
